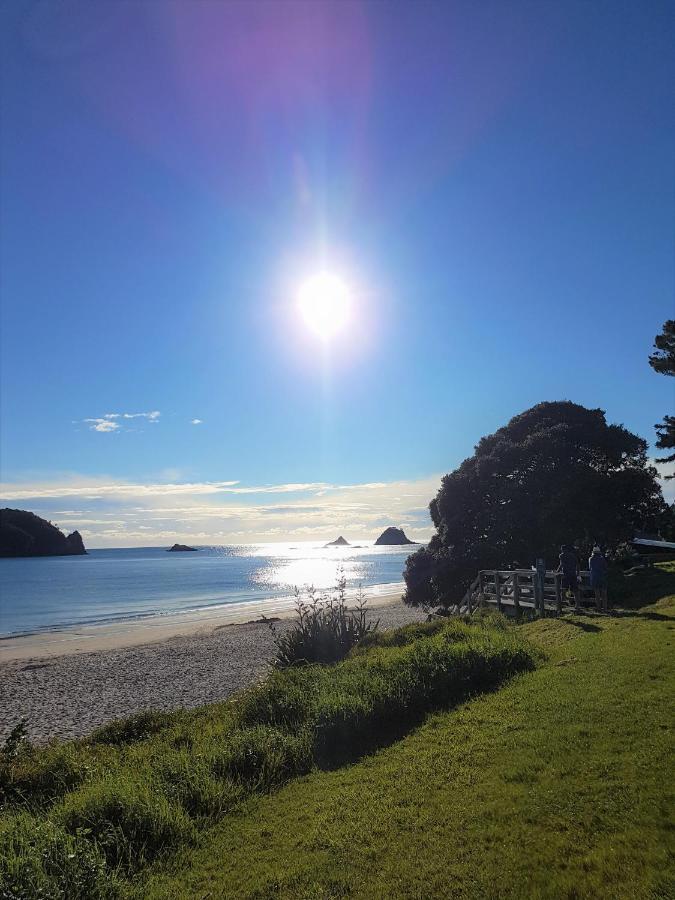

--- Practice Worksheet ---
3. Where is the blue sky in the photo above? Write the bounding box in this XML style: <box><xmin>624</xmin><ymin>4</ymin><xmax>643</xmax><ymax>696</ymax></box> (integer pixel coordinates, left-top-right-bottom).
<box><xmin>1</xmin><ymin>0</ymin><xmax>673</xmax><ymax>546</ymax></box>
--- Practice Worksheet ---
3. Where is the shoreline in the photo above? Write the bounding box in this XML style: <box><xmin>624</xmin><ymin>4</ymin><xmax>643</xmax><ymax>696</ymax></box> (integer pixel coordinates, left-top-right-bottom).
<box><xmin>0</xmin><ymin>582</ymin><xmax>406</xmax><ymax>663</ymax></box>
<box><xmin>0</xmin><ymin>591</ymin><xmax>424</xmax><ymax>744</ymax></box>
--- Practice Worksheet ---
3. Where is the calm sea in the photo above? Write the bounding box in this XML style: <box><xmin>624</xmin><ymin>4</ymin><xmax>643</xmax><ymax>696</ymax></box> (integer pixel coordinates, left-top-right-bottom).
<box><xmin>0</xmin><ymin>542</ymin><xmax>414</xmax><ymax>636</ymax></box>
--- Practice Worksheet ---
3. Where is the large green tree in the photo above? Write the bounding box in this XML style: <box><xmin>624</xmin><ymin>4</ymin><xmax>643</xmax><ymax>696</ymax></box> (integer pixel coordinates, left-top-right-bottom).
<box><xmin>404</xmin><ymin>401</ymin><xmax>667</xmax><ymax>610</ymax></box>
<box><xmin>648</xmin><ymin>319</ymin><xmax>675</xmax><ymax>475</ymax></box>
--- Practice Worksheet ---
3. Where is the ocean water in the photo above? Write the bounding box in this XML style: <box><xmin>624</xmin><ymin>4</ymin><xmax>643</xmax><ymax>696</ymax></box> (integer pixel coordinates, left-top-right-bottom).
<box><xmin>0</xmin><ymin>542</ymin><xmax>415</xmax><ymax>636</ymax></box>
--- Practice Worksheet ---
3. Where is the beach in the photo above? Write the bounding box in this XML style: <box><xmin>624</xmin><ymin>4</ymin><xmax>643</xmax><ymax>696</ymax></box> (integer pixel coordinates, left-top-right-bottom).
<box><xmin>0</xmin><ymin>591</ymin><xmax>425</xmax><ymax>745</ymax></box>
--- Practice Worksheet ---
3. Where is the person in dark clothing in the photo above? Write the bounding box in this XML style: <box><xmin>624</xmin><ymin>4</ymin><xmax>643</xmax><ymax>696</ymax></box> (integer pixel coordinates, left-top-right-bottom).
<box><xmin>558</xmin><ymin>544</ymin><xmax>581</xmax><ymax>611</ymax></box>
<box><xmin>589</xmin><ymin>546</ymin><xmax>609</xmax><ymax>611</ymax></box>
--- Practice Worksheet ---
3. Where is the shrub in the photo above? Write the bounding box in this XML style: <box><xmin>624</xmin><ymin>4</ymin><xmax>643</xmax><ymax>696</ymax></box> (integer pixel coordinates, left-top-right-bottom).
<box><xmin>267</xmin><ymin>576</ymin><xmax>378</xmax><ymax>667</ymax></box>
<box><xmin>0</xmin><ymin>812</ymin><xmax>118</xmax><ymax>899</ymax></box>
<box><xmin>57</xmin><ymin>779</ymin><xmax>193</xmax><ymax>871</ymax></box>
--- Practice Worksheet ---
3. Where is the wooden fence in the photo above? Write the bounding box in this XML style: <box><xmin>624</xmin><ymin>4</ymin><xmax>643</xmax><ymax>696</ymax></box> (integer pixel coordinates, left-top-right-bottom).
<box><xmin>459</xmin><ymin>569</ymin><xmax>595</xmax><ymax>616</ymax></box>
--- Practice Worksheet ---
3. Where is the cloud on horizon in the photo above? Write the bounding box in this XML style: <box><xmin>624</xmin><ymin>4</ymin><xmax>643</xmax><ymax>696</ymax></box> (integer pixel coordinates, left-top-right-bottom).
<box><xmin>3</xmin><ymin>462</ymin><xmax>672</xmax><ymax>549</ymax></box>
<box><xmin>0</xmin><ymin>474</ymin><xmax>441</xmax><ymax>547</ymax></box>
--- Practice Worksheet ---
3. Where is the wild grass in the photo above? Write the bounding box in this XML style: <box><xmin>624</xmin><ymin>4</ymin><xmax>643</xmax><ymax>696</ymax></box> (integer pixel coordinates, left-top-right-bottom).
<box><xmin>0</xmin><ymin>614</ymin><xmax>534</xmax><ymax>898</ymax></box>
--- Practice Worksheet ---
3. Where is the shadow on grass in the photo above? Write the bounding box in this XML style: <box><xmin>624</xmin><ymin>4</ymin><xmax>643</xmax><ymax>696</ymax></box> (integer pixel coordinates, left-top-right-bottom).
<box><xmin>564</xmin><ymin>619</ymin><xmax>602</xmax><ymax>634</ymax></box>
<box><xmin>611</xmin><ymin>610</ymin><xmax>673</xmax><ymax>623</ymax></box>
<box><xmin>312</xmin><ymin>678</ymin><xmax>522</xmax><ymax>772</ymax></box>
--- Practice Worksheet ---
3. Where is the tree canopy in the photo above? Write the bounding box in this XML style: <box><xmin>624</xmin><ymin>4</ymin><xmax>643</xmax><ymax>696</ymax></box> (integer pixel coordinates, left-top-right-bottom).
<box><xmin>403</xmin><ymin>401</ymin><xmax>668</xmax><ymax>610</ymax></box>
<box><xmin>648</xmin><ymin>319</ymin><xmax>675</xmax><ymax>376</ymax></box>
<box><xmin>648</xmin><ymin>319</ymin><xmax>675</xmax><ymax>475</ymax></box>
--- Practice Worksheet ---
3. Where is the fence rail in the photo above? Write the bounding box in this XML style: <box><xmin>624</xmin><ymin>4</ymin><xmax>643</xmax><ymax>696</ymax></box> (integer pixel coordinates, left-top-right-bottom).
<box><xmin>458</xmin><ymin>569</ymin><xmax>595</xmax><ymax>616</ymax></box>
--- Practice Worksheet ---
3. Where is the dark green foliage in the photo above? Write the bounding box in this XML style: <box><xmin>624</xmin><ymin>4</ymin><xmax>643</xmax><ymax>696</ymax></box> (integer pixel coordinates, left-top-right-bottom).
<box><xmin>0</xmin><ymin>813</ymin><xmax>118</xmax><ymax>899</ymax></box>
<box><xmin>58</xmin><ymin>780</ymin><xmax>193</xmax><ymax>872</ymax></box>
<box><xmin>606</xmin><ymin>558</ymin><xmax>675</xmax><ymax>608</ymax></box>
<box><xmin>648</xmin><ymin>319</ymin><xmax>675</xmax><ymax>376</ymax></box>
<box><xmin>0</xmin><ymin>508</ymin><xmax>87</xmax><ymax>557</ymax></box>
<box><xmin>648</xmin><ymin>320</ymin><xmax>675</xmax><ymax>474</ymax></box>
<box><xmin>404</xmin><ymin>401</ymin><xmax>669</xmax><ymax>610</ymax></box>
<box><xmin>654</xmin><ymin>414</ymin><xmax>675</xmax><ymax>471</ymax></box>
<box><xmin>88</xmin><ymin>710</ymin><xmax>178</xmax><ymax>747</ymax></box>
<box><xmin>267</xmin><ymin>576</ymin><xmax>378</xmax><ymax>667</ymax></box>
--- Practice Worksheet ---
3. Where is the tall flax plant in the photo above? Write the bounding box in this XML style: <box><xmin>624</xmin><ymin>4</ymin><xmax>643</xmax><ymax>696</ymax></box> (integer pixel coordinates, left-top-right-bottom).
<box><xmin>267</xmin><ymin>572</ymin><xmax>379</xmax><ymax>667</ymax></box>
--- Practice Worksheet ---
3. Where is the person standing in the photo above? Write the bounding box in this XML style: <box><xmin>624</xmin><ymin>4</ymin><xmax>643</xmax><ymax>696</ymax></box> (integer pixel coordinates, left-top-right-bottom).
<box><xmin>558</xmin><ymin>544</ymin><xmax>581</xmax><ymax>612</ymax></box>
<box><xmin>589</xmin><ymin>546</ymin><xmax>609</xmax><ymax>611</ymax></box>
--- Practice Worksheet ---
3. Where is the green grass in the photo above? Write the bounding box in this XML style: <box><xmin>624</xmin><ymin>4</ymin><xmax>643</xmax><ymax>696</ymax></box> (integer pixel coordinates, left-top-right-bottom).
<box><xmin>134</xmin><ymin>569</ymin><xmax>675</xmax><ymax>899</ymax></box>
<box><xmin>0</xmin><ymin>614</ymin><xmax>535</xmax><ymax>898</ymax></box>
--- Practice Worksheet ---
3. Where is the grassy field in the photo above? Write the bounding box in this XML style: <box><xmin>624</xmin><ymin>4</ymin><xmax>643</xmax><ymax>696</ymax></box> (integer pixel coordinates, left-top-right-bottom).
<box><xmin>137</xmin><ymin>566</ymin><xmax>675</xmax><ymax>899</ymax></box>
<box><xmin>0</xmin><ymin>613</ymin><xmax>535</xmax><ymax>897</ymax></box>
<box><xmin>2</xmin><ymin>564</ymin><xmax>673</xmax><ymax>899</ymax></box>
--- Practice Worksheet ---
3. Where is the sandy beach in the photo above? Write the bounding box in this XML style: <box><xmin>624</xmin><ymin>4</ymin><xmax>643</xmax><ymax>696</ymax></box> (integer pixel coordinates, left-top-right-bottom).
<box><xmin>0</xmin><ymin>591</ymin><xmax>425</xmax><ymax>744</ymax></box>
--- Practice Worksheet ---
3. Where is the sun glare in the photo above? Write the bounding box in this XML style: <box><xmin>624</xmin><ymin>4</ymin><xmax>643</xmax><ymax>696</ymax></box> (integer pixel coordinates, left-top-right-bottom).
<box><xmin>297</xmin><ymin>272</ymin><xmax>351</xmax><ymax>340</ymax></box>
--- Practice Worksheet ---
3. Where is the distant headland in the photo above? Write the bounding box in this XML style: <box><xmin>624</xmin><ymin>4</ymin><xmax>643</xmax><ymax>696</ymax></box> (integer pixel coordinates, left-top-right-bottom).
<box><xmin>0</xmin><ymin>508</ymin><xmax>87</xmax><ymax>557</ymax></box>
<box><xmin>375</xmin><ymin>527</ymin><xmax>415</xmax><ymax>545</ymax></box>
<box><xmin>167</xmin><ymin>543</ymin><xmax>199</xmax><ymax>552</ymax></box>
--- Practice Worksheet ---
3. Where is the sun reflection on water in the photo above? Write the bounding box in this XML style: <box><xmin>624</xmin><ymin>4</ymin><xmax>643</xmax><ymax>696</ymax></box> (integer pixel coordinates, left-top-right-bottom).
<box><xmin>247</xmin><ymin>542</ymin><xmax>375</xmax><ymax>592</ymax></box>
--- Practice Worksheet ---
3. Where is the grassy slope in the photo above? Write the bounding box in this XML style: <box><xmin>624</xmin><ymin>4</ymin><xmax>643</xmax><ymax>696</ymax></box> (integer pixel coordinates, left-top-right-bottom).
<box><xmin>139</xmin><ymin>594</ymin><xmax>675</xmax><ymax>897</ymax></box>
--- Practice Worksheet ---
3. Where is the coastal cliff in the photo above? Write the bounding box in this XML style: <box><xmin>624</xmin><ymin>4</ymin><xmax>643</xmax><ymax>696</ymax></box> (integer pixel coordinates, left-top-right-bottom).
<box><xmin>0</xmin><ymin>509</ymin><xmax>87</xmax><ymax>557</ymax></box>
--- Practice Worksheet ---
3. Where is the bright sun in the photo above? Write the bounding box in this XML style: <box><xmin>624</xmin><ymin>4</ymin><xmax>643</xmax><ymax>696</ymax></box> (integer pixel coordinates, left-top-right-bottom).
<box><xmin>297</xmin><ymin>272</ymin><xmax>351</xmax><ymax>340</ymax></box>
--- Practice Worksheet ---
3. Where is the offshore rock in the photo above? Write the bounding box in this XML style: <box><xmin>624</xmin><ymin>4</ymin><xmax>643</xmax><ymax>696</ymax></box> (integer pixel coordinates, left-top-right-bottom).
<box><xmin>374</xmin><ymin>527</ymin><xmax>415</xmax><ymax>546</ymax></box>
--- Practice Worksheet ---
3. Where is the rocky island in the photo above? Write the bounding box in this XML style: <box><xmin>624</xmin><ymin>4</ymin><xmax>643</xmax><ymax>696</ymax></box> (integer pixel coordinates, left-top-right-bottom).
<box><xmin>374</xmin><ymin>526</ymin><xmax>415</xmax><ymax>546</ymax></box>
<box><xmin>167</xmin><ymin>544</ymin><xmax>199</xmax><ymax>552</ymax></box>
<box><xmin>325</xmin><ymin>536</ymin><xmax>350</xmax><ymax>546</ymax></box>
<box><xmin>0</xmin><ymin>508</ymin><xmax>87</xmax><ymax>557</ymax></box>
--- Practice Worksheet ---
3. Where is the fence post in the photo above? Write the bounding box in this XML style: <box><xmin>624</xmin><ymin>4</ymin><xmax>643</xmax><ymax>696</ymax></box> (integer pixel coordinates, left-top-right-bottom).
<box><xmin>513</xmin><ymin>573</ymin><xmax>521</xmax><ymax>615</ymax></box>
<box><xmin>495</xmin><ymin>571</ymin><xmax>502</xmax><ymax>612</ymax></box>
<box><xmin>535</xmin><ymin>558</ymin><xmax>546</xmax><ymax>616</ymax></box>
<box><xmin>555</xmin><ymin>573</ymin><xmax>562</xmax><ymax>614</ymax></box>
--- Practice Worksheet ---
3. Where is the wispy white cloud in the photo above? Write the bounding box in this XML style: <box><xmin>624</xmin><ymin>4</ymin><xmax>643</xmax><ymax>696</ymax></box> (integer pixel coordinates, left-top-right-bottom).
<box><xmin>191</xmin><ymin>419</ymin><xmax>203</xmax><ymax>425</ymax></box>
<box><xmin>0</xmin><ymin>479</ymin><xmax>241</xmax><ymax>500</ymax></box>
<box><xmin>122</xmin><ymin>411</ymin><xmax>160</xmax><ymax>421</ymax></box>
<box><xmin>84</xmin><ymin>417</ymin><xmax>121</xmax><ymax>433</ymax></box>
<box><xmin>80</xmin><ymin>411</ymin><xmax>161</xmax><ymax>433</ymax></box>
